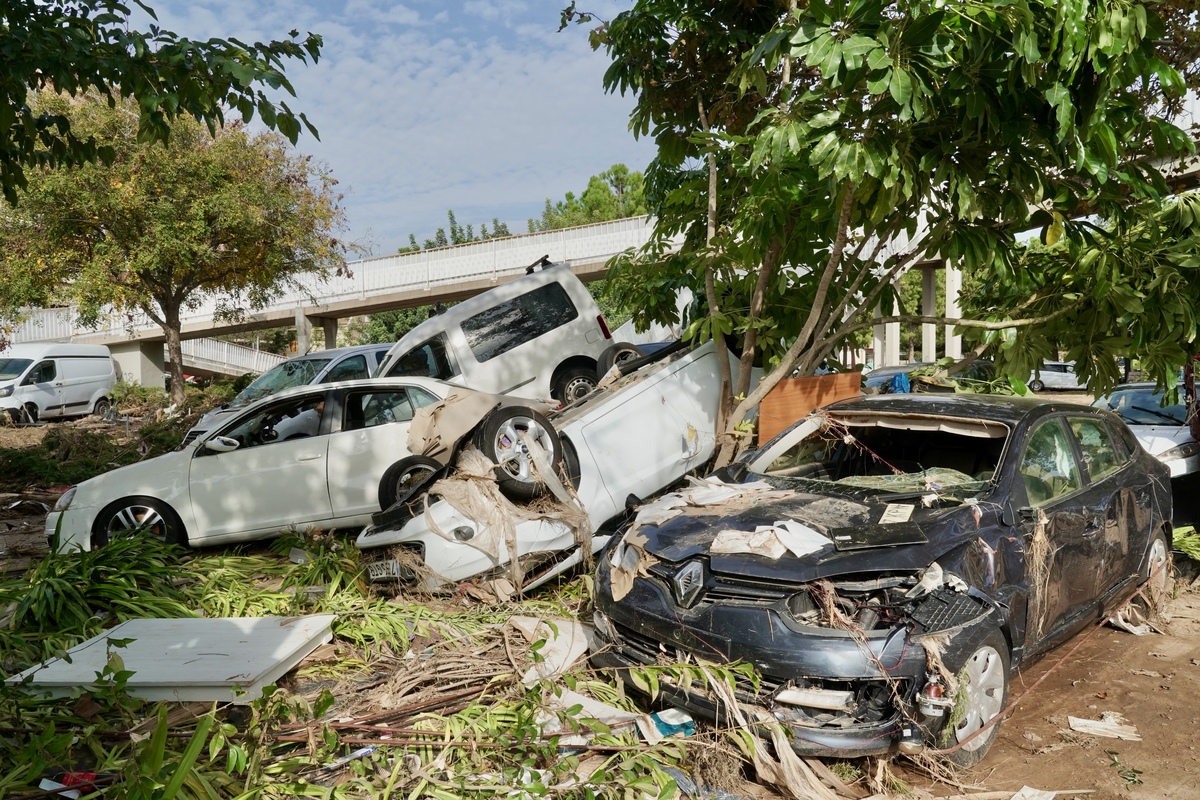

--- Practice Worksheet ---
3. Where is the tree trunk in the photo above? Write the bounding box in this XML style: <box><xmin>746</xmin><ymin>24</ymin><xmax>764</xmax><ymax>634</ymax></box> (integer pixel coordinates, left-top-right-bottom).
<box><xmin>163</xmin><ymin>311</ymin><xmax>186</xmax><ymax>406</ymax></box>
<box><xmin>698</xmin><ymin>97</ymin><xmax>734</xmax><ymax>448</ymax></box>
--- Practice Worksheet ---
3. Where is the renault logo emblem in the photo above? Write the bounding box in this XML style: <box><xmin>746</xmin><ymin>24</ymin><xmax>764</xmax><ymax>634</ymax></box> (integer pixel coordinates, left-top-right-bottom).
<box><xmin>671</xmin><ymin>560</ymin><xmax>706</xmax><ymax>608</ymax></box>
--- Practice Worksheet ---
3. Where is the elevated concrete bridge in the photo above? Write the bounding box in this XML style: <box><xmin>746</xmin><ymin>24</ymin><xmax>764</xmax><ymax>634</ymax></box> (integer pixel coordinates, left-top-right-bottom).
<box><xmin>9</xmin><ymin>217</ymin><xmax>666</xmax><ymax>384</ymax></box>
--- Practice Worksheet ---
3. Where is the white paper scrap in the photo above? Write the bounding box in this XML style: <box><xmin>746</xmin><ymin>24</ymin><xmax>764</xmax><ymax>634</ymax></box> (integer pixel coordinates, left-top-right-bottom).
<box><xmin>711</xmin><ymin>521</ymin><xmax>831</xmax><ymax>560</ymax></box>
<box><xmin>1067</xmin><ymin>713</ymin><xmax>1142</xmax><ymax>741</ymax></box>
<box><xmin>633</xmin><ymin>494</ymin><xmax>686</xmax><ymax>527</ymax></box>
<box><xmin>712</xmin><ymin>528</ymin><xmax>788</xmax><ymax>559</ymax></box>
<box><xmin>1011</xmin><ymin>788</ymin><xmax>1057</xmax><ymax>800</ymax></box>
<box><xmin>879</xmin><ymin>503</ymin><xmax>914</xmax><ymax>524</ymax></box>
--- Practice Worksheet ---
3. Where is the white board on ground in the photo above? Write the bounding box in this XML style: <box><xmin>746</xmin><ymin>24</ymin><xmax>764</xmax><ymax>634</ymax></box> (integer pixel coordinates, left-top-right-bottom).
<box><xmin>7</xmin><ymin>615</ymin><xmax>336</xmax><ymax>704</ymax></box>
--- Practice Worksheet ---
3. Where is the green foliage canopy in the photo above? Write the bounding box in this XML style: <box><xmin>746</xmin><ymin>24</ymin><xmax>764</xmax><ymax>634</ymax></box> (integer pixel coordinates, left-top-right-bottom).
<box><xmin>0</xmin><ymin>0</ymin><xmax>322</xmax><ymax>204</ymax></box>
<box><xmin>0</xmin><ymin>94</ymin><xmax>350</xmax><ymax>403</ymax></box>
<box><xmin>567</xmin><ymin>0</ymin><xmax>1196</xmax><ymax>459</ymax></box>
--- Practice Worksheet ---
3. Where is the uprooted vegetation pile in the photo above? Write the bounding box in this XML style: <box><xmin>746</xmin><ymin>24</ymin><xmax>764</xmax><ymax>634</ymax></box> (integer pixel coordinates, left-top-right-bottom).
<box><xmin>1</xmin><ymin>532</ymin><xmax>882</xmax><ymax>799</ymax></box>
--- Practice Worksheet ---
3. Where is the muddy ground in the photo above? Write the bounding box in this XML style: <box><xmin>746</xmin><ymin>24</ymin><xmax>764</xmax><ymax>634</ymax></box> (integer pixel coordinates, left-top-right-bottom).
<box><xmin>3</xmin><ymin>408</ymin><xmax>1200</xmax><ymax>798</ymax></box>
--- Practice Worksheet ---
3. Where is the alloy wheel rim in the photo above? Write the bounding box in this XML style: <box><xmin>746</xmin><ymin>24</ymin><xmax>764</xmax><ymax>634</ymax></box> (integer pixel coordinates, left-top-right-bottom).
<box><xmin>107</xmin><ymin>504</ymin><xmax>167</xmax><ymax>540</ymax></box>
<box><xmin>493</xmin><ymin>417</ymin><xmax>554</xmax><ymax>482</ymax></box>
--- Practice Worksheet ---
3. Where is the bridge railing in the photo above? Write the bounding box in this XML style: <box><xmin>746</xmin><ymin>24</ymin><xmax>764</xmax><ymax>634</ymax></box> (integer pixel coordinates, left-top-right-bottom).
<box><xmin>7</xmin><ymin>216</ymin><xmax>669</xmax><ymax>343</ymax></box>
<box><xmin>174</xmin><ymin>339</ymin><xmax>286</xmax><ymax>376</ymax></box>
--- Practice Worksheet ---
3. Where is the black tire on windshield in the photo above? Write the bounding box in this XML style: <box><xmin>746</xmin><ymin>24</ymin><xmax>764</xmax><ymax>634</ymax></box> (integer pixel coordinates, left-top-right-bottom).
<box><xmin>473</xmin><ymin>406</ymin><xmax>563</xmax><ymax>501</ymax></box>
<box><xmin>378</xmin><ymin>455</ymin><xmax>442</xmax><ymax>510</ymax></box>
<box><xmin>936</xmin><ymin>627</ymin><xmax>1010</xmax><ymax>768</ymax></box>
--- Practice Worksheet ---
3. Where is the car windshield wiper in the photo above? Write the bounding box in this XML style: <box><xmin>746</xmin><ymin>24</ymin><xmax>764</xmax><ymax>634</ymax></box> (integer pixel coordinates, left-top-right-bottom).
<box><xmin>1129</xmin><ymin>404</ymin><xmax>1184</xmax><ymax>424</ymax></box>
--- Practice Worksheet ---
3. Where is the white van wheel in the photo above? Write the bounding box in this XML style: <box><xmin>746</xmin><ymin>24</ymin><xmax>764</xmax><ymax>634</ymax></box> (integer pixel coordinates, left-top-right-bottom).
<box><xmin>553</xmin><ymin>368</ymin><xmax>596</xmax><ymax>404</ymax></box>
<box><xmin>93</xmin><ymin>398</ymin><xmax>111</xmax><ymax>417</ymax></box>
<box><xmin>20</xmin><ymin>403</ymin><xmax>38</xmax><ymax>423</ymax></box>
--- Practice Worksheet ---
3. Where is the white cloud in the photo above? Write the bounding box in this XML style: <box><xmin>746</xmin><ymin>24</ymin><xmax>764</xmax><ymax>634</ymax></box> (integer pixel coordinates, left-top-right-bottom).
<box><xmin>145</xmin><ymin>1</ymin><xmax>655</xmax><ymax>254</ymax></box>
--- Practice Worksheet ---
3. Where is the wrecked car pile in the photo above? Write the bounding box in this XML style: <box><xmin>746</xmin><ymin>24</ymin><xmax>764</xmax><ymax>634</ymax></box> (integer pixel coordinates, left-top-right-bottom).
<box><xmin>357</xmin><ymin>339</ymin><xmax>740</xmax><ymax>591</ymax></box>
<box><xmin>4</xmin><ymin>328</ymin><xmax>1186</xmax><ymax>797</ymax></box>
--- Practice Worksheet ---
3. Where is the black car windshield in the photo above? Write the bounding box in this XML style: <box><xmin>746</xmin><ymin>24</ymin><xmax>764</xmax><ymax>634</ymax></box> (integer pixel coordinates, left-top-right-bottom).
<box><xmin>750</xmin><ymin>413</ymin><xmax>1009</xmax><ymax>495</ymax></box>
<box><xmin>1093</xmin><ymin>386</ymin><xmax>1186</xmax><ymax>426</ymax></box>
<box><xmin>231</xmin><ymin>358</ymin><xmax>333</xmax><ymax>405</ymax></box>
<box><xmin>0</xmin><ymin>358</ymin><xmax>32</xmax><ymax>381</ymax></box>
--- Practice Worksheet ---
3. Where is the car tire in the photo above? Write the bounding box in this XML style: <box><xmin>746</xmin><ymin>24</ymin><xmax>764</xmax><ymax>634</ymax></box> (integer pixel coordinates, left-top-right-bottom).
<box><xmin>597</xmin><ymin>342</ymin><xmax>644</xmax><ymax>377</ymax></box>
<box><xmin>92</xmin><ymin>496</ymin><xmax>187</xmax><ymax>547</ymax></box>
<box><xmin>20</xmin><ymin>403</ymin><xmax>38</xmax><ymax>423</ymax></box>
<box><xmin>552</xmin><ymin>367</ymin><xmax>597</xmax><ymax>404</ymax></box>
<box><xmin>92</xmin><ymin>397</ymin><xmax>111</xmax><ymax>417</ymax></box>
<box><xmin>1137</xmin><ymin>529</ymin><xmax>1172</xmax><ymax>614</ymax></box>
<box><xmin>938</xmin><ymin>627</ymin><xmax>1010</xmax><ymax>767</ymax></box>
<box><xmin>1028</xmin><ymin>379</ymin><xmax>1044</xmax><ymax>392</ymax></box>
<box><xmin>559</xmin><ymin>436</ymin><xmax>582</xmax><ymax>490</ymax></box>
<box><xmin>473</xmin><ymin>406</ymin><xmax>563</xmax><ymax>501</ymax></box>
<box><xmin>378</xmin><ymin>455</ymin><xmax>442</xmax><ymax>510</ymax></box>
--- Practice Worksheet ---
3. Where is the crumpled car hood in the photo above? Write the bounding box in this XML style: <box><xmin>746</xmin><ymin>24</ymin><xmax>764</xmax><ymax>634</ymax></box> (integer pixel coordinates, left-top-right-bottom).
<box><xmin>635</xmin><ymin>492</ymin><xmax>980</xmax><ymax>582</ymax></box>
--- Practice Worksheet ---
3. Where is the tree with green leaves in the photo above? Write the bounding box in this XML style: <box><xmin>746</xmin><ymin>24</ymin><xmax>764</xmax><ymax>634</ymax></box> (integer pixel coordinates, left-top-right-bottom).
<box><xmin>529</xmin><ymin>163</ymin><xmax>647</xmax><ymax>231</ymax></box>
<box><xmin>0</xmin><ymin>95</ymin><xmax>349</xmax><ymax>404</ymax></box>
<box><xmin>399</xmin><ymin>210</ymin><xmax>512</xmax><ymax>253</ymax></box>
<box><xmin>566</xmin><ymin>0</ymin><xmax>1196</xmax><ymax>464</ymax></box>
<box><xmin>0</xmin><ymin>0</ymin><xmax>321</xmax><ymax>205</ymax></box>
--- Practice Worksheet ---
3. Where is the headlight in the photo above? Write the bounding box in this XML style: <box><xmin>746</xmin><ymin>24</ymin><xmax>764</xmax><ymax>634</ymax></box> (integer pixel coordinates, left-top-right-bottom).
<box><xmin>0</xmin><ymin>386</ymin><xmax>11</xmax><ymax>398</ymax></box>
<box><xmin>52</xmin><ymin>486</ymin><xmax>78</xmax><ymax>512</ymax></box>
<box><xmin>1160</xmin><ymin>441</ymin><xmax>1200</xmax><ymax>461</ymax></box>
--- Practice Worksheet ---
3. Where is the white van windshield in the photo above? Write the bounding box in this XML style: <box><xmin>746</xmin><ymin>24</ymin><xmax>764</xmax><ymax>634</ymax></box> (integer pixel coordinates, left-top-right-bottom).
<box><xmin>384</xmin><ymin>334</ymin><xmax>458</xmax><ymax>380</ymax></box>
<box><xmin>0</xmin><ymin>358</ymin><xmax>32</xmax><ymax>381</ymax></box>
<box><xmin>232</xmin><ymin>357</ymin><xmax>333</xmax><ymax>405</ymax></box>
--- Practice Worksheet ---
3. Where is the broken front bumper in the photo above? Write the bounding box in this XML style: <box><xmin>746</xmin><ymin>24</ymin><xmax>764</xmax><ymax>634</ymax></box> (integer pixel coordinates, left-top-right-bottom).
<box><xmin>356</xmin><ymin>499</ymin><xmax>585</xmax><ymax>589</ymax></box>
<box><xmin>590</xmin><ymin>556</ymin><xmax>961</xmax><ymax>758</ymax></box>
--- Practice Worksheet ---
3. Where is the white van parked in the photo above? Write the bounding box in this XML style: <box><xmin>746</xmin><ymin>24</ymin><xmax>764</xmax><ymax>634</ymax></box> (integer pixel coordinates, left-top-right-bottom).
<box><xmin>0</xmin><ymin>343</ymin><xmax>116</xmax><ymax>422</ymax></box>
<box><xmin>373</xmin><ymin>260</ymin><xmax>617</xmax><ymax>403</ymax></box>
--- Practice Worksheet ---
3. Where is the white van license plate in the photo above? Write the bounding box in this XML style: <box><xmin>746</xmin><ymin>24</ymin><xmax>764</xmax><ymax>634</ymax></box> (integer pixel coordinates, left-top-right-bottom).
<box><xmin>366</xmin><ymin>559</ymin><xmax>402</xmax><ymax>581</ymax></box>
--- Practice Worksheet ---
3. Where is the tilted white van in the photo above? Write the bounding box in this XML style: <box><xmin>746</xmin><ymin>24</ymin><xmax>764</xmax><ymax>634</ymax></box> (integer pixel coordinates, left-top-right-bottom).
<box><xmin>0</xmin><ymin>343</ymin><xmax>117</xmax><ymax>422</ymax></box>
<box><xmin>373</xmin><ymin>261</ymin><xmax>619</xmax><ymax>404</ymax></box>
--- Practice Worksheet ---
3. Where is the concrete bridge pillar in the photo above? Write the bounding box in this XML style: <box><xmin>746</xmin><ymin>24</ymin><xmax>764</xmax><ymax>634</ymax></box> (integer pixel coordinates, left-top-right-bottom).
<box><xmin>109</xmin><ymin>341</ymin><xmax>166</xmax><ymax>388</ymax></box>
<box><xmin>945</xmin><ymin>263</ymin><xmax>963</xmax><ymax>359</ymax></box>
<box><xmin>310</xmin><ymin>316</ymin><xmax>338</xmax><ymax>349</ymax></box>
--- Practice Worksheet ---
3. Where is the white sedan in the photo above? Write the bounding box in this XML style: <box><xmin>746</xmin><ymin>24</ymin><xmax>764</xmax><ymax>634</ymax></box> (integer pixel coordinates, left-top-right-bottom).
<box><xmin>357</xmin><ymin>340</ymin><xmax>741</xmax><ymax>589</ymax></box>
<box><xmin>1093</xmin><ymin>382</ymin><xmax>1200</xmax><ymax>477</ymax></box>
<box><xmin>48</xmin><ymin>377</ymin><xmax>474</xmax><ymax>551</ymax></box>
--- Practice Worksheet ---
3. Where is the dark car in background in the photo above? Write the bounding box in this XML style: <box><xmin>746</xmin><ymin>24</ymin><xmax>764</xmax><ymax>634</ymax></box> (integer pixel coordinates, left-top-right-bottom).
<box><xmin>590</xmin><ymin>395</ymin><xmax>1171</xmax><ymax>766</ymax></box>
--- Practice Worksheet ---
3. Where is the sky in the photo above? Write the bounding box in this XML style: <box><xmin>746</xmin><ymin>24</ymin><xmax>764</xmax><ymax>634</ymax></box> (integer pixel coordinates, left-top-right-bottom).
<box><xmin>145</xmin><ymin>0</ymin><xmax>656</xmax><ymax>256</ymax></box>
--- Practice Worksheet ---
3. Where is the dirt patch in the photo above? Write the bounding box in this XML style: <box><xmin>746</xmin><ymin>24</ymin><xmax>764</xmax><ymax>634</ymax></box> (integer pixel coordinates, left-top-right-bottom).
<box><xmin>895</xmin><ymin>584</ymin><xmax>1200</xmax><ymax>798</ymax></box>
<box><xmin>0</xmin><ymin>424</ymin><xmax>49</xmax><ymax>449</ymax></box>
<box><xmin>0</xmin><ymin>495</ymin><xmax>51</xmax><ymax>576</ymax></box>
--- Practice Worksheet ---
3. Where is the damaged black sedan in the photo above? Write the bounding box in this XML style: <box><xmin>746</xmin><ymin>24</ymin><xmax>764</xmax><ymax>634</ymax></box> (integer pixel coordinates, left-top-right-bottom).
<box><xmin>590</xmin><ymin>395</ymin><xmax>1172</xmax><ymax>766</ymax></box>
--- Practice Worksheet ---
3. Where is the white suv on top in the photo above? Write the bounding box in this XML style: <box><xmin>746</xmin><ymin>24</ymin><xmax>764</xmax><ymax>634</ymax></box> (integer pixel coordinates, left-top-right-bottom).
<box><xmin>374</xmin><ymin>260</ymin><xmax>619</xmax><ymax>404</ymax></box>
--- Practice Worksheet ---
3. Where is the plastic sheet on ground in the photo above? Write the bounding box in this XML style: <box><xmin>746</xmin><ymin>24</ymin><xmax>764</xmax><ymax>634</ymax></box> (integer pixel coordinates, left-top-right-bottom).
<box><xmin>510</xmin><ymin>616</ymin><xmax>589</xmax><ymax>686</ymax></box>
